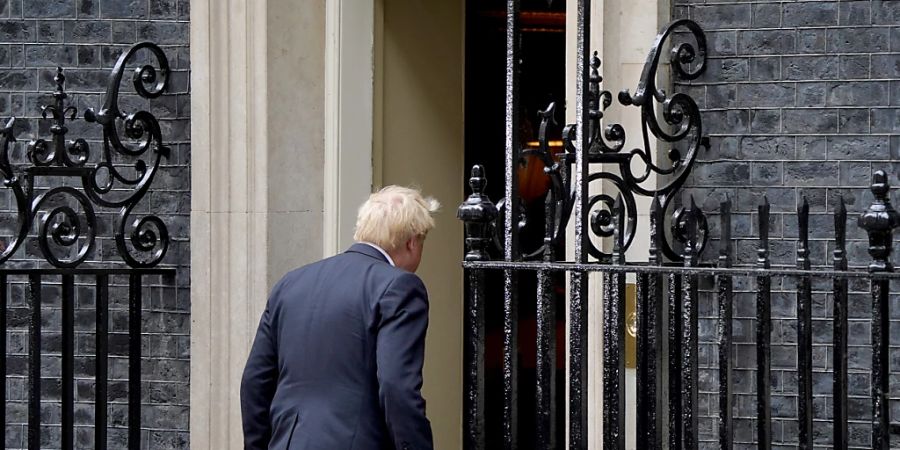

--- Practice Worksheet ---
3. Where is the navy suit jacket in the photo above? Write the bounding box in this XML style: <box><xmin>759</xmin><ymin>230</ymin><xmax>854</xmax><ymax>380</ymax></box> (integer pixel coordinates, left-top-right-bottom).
<box><xmin>241</xmin><ymin>243</ymin><xmax>434</xmax><ymax>450</ymax></box>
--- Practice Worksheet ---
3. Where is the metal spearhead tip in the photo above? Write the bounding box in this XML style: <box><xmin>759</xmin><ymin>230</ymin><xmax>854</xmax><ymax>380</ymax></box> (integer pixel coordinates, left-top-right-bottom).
<box><xmin>612</xmin><ymin>194</ymin><xmax>625</xmax><ymax>257</ymax></box>
<box><xmin>0</xmin><ymin>117</ymin><xmax>15</xmax><ymax>142</ymax></box>
<box><xmin>835</xmin><ymin>194</ymin><xmax>846</xmax><ymax>217</ymax></box>
<box><xmin>700</xmin><ymin>136</ymin><xmax>711</xmax><ymax>150</ymax></box>
<box><xmin>798</xmin><ymin>196</ymin><xmax>809</xmax><ymax>248</ymax></box>
<box><xmin>719</xmin><ymin>194</ymin><xmax>732</xmax><ymax>262</ymax></box>
<box><xmin>798</xmin><ymin>196</ymin><xmax>809</xmax><ymax>238</ymax></box>
<box><xmin>613</xmin><ymin>194</ymin><xmax>624</xmax><ymax>215</ymax></box>
<box><xmin>612</xmin><ymin>196</ymin><xmax>625</xmax><ymax>230</ymax></box>
<box><xmin>758</xmin><ymin>195</ymin><xmax>770</xmax><ymax>244</ymax></box>
<box><xmin>650</xmin><ymin>194</ymin><xmax>661</xmax><ymax>214</ymax></box>
<box><xmin>834</xmin><ymin>193</ymin><xmax>847</xmax><ymax>251</ymax></box>
<box><xmin>720</xmin><ymin>193</ymin><xmax>731</xmax><ymax>212</ymax></box>
<box><xmin>799</xmin><ymin>196</ymin><xmax>809</xmax><ymax>216</ymax></box>
<box><xmin>685</xmin><ymin>195</ymin><xmax>700</xmax><ymax>238</ymax></box>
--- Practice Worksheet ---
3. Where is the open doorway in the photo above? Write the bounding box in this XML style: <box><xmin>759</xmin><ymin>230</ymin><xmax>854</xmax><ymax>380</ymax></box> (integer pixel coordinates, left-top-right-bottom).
<box><xmin>464</xmin><ymin>1</ymin><xmax>567</xmax><ymax>447</ymax></box>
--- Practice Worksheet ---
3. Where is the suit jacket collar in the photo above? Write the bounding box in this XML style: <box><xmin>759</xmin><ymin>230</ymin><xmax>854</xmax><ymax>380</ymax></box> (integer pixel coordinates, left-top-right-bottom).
<box><xmin>346</xmin><ymin>242</ymin><xmax>391</xmax><ymax>264</ymax></box>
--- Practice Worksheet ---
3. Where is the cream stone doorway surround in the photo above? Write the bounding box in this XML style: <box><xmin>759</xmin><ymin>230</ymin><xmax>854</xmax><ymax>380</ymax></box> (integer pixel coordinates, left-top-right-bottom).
<box><xmin>190</xmin><ymin>0</ymin><xmax>463</xmax><ymax>448</ymax></box>
<box><xmin>324</xmin><ymin>0</ymin><xmax>376</xmax><ymax>255</ymax></box>
<box><xmin>190</xmin><ymin>0</ymin><xmax>326</xmax><ymax>447</ymax></box>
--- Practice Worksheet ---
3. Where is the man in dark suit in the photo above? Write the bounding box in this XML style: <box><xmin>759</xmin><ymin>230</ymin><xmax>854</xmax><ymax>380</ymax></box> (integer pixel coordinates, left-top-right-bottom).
<box><xmin>241</xmin><ymin>186</ymin><xmax>439</xmax><ymax>450</ymax></box>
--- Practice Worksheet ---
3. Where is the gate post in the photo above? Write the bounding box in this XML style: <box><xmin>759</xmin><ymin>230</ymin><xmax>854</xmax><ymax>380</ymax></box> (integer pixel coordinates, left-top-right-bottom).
<box><xmin>458</xmin><ymin>165</ymin><xmax>497</xmax><ymax>450</ymax></box>
<box><xmin>859</xmin><ymin>171</ymin><xmax>900</xmax><ymax>450</ymax></box>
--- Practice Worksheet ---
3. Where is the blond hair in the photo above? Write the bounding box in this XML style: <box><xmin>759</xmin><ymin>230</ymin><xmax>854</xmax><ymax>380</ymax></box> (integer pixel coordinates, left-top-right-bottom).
<box><xmin>353</xmin><ymin>186</ymin><xmax>440</xmax><ymax>252</ymax></box>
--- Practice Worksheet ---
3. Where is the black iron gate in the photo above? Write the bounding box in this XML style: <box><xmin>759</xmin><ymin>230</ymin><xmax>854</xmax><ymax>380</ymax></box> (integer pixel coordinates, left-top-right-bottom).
<box><xmin>0</xmin><ymin>43</ymin><xmax>175</xmax><ymax>450</ymax></box>
<box><xmin>457</xmin><ymin>6</ymin><xmax>899</xmax><ymax>450</ymax></box>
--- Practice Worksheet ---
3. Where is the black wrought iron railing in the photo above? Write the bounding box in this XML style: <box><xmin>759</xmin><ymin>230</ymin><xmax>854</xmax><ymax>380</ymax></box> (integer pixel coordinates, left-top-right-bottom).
<box><xmin>461</xmin><ymin>171</ymin><xmax>900</xmax><ymax>449</ymax></box>
<box><xmin>458</xmin><ymin>6</ymin><xmax>899</xmax><ymax>450</ymax></box>
<box><xmin>0</xmin><ymin>42</ymin><xmax>175</xmax><ymax>450</ymax></box>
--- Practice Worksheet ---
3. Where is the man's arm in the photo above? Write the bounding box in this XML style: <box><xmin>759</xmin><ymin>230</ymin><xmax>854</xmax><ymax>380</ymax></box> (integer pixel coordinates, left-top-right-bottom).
<box><xmin>376</xmin><ymin>272</ymin><xmax>434</xmax><ymax>450</ymax></box>
<box><xmin>240</xmin><ymin>290</ymin><xmax>280</xmax><ymax>450</ymax></box>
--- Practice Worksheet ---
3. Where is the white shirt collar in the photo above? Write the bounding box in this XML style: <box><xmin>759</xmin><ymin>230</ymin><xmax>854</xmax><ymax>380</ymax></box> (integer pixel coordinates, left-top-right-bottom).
<box><xmin>359</xmin><ymin>242</ymin><xmax>395</xmax><ymax>266</ymax></box>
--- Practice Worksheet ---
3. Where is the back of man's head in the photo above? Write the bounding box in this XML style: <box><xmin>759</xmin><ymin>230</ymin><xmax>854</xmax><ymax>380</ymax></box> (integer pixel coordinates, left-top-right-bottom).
<box><xmin>353</xmin><ymin>186</ymin><xmax>440</xmax><ymax>252</ymax></box>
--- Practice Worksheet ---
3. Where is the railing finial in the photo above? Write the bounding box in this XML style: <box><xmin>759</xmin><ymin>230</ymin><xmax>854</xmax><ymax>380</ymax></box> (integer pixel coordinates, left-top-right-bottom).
<box><xmin>53</xmin><ymin>66</ymin><xmax>66</xmax><ymax>98</ymax></box>
<box><xmin>858</xmin><ymin>171</ymin><xmax>900</xmax><ymax>272</ymax></box>
<box><xmin>458</xmin><ymin>165</ymin><xmax>498</xmax><ymax>261</ymax></box>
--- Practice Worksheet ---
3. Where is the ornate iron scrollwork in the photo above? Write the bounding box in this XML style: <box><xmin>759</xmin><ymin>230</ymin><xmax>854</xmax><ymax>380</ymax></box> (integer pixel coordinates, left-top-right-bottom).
<box><xmin>464</xmin><ymin>19</ymin><xmax>709</xmax><ymax>263</ymax></box>
<box><xmin>0</xmin><ymin>42</ymin><xmax>172</xmax><ymax>268</ymax></box>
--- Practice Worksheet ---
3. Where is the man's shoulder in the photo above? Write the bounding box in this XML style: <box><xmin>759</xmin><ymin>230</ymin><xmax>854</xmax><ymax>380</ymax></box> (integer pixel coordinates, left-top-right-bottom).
<box><xmin>386</xmin><ymin>270</ymin><xmax>425</xmax><ymax>290</ymax></box>
<box><xmin>275</xmin><ymin>251</ymin><xmax>410</xmax><ymax>286</ymax></box>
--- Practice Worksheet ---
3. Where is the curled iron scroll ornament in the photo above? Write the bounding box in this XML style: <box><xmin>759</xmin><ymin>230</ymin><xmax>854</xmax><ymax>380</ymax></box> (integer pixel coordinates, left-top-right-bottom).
<box><xmin>0</xmin><ymin>42</ymin><xmax>172</xmax><ymax>268</ymax></box>
<box><xmin>462</xmin><ymin>19</ymin><xmax>710</xmax><ymax>263</ymax></box>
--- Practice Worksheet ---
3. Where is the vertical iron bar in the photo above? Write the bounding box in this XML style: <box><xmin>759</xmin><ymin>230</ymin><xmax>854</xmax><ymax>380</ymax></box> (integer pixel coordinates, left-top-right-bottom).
<box><xmin>535</xmin><ymin>103</ymin><xmax>561</xmax><ymax>449</ymax></box>
<box><xmin>502</xmin><ymin>271</ymin><xmax>518</xmax><ymax>449</ymax></box>
<box><xmin>0</xmin><ymin>273</ymin><xmax>5</xmax><ymax>447</ymax></box>
<box><xmin>535</xmin><ymin>122</ymin><xmax>558</xmax><ymax>450</ymax></box>
<box><xmin>756</xmin><ymin>199</ymin><xmax>772</xmax><ymax>450</ymax></box>
<box><xmin>459</xmin><ymin>166</ymin><xmax>494</xmax><ymax>450</ymax></box>
<box><xmin>457</xmin><ymin>165</ymin><xmax>497</xmax><ymax>450</ymax></box>
<box><xmin>636</xmin><ymin>273</ymin><xmax>650</xmax><ymax>448</ymax></box>
<box><xmin>96</xmin><ymin>274</ymin><xmax>109</xmax><ymax>450</ymax></box>
<box><xmin>871</xmin><ymin>277</ymin><xmax>890</xmax><ymax>450</ymax></box>
<box><xmin>569</xmin><ymin>270</ymin><xmax>588</xmax><ymax>450</ymax></box>
<box><xmin>128</xmin><ymin>274</ymin><xmax>141</xmax><ymax>450</ymax></box>
<box><xmin>717</xmin><ymin>198</ymin><xmax>733</xmax><ymax>450</ymax></box>
<box><xmin>569</xmin><ymin>0</ymin><xmax>591</xmax><ymax>447</ymax></box>
<box><xmin>503</xmin><ymin>0</ymin><xmax>521</xmax><ymax>447</ymax></box>
<box><xmin>681</xmin><ymin>199</ymin><xmax>700</xmax><ymax>450</ymax></box>
<box><xmin>603</xmin><ymin>198</ymin><xmax>626</xmax><ymax>450</ymax></box>
<box><xmin>637</xmin><ymin>195</ymin><xmax>664</xmax><ymax>449</ymax></box>
<box><xmin>668</xmin><ymin>273</ymin><xmax>683</xmax><ymax>450</ymax></box>
<box><xmin>62</xmin><ymin>274</ymin><xmax>75</xmax><ymax>450</ymax></box>
<box><xmin>858</xmin><ymin>171</ymin><xmax>898</xmax><ymax>450</ymax></box>
<box><xmin>27</xmin><ymin>274</ymin><xmax>41</xmax><ymax>450</ymax></box>
<box><xmin>832</xmin><ymin>197</ymin><xmax>848</xmax><ymax>450</ymax></box>
<box><xmin>796</xmin><ymin>198</ymin><xmax>813</xmax><ymax>450</ymax></box>
<box><xmin>464</xmin><ymin>269</ymin><xmax>486</xmax><ymax>450</ymax></box>
<box><xmin>536</xmin><ymin>269</ymin><xmax>556</xmax><ymax>449</ymax></box>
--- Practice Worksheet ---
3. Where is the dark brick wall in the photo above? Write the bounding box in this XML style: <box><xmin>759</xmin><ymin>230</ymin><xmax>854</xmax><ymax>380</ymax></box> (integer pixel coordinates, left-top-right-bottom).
<box><xmin>675</xmin><ymin>1</ymin><xmax>899</xmax><ymax>448</ymax></box>
<box><xmin>0</xmin><ymin>1</ymin><xmax>190</xmax><ymax>449</ymax></box>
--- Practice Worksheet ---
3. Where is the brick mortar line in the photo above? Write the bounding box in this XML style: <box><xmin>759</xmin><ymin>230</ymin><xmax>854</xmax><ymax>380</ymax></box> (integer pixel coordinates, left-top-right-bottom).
<box><xmin>0</xmin><ymin>43</ymin><xmax>189</xmax><ymax>46</ymax></box>
<box><xmin>698</xmin><ymin>54</ymin><xmax>900</xmax><ymax>59</ymax></box>
<box><xmin>2</xmin><ymin>19</ymin><xmax>190</xmax><ymax>24</ymax></box>
<box><xmin>671</xmin><ymin>24</ymin><xmax>898</xmax><ymax>30</ymax></box>
<box><xmin>683</xmin><ymin>1</ymin><xmax>895</xmax><ymax>7</ymax></box>
<box><xmin>682</xmin><ymin>79</ymin><xmax>900</xmax><ymax>85</ymax></box>
<box><xmin>687</xmin><ymin>184</ymin><xmax>900</xmax><ymax>188</ymax></box>
<box><xmin>704</xmin><ymin>130</ymin><xmax>898</xmax><ymax>133</ymax></box>
<box><xmin>682</xmin><ymin>26</ymin><xmax>899</xmax><ymax>31</ymax></box>
<box><xmin>694</xmin><ymin>159</ymin><xmax>896</xmax><ymax>163</ymax></box>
